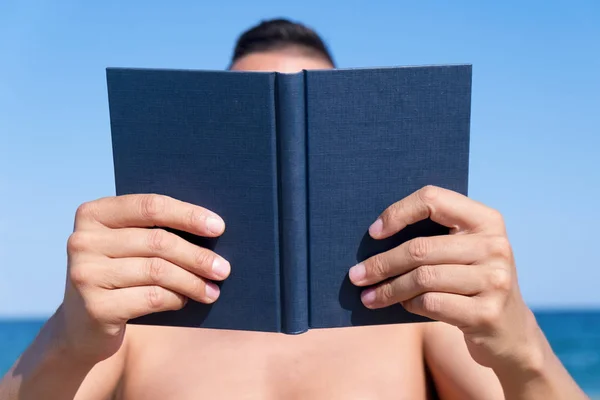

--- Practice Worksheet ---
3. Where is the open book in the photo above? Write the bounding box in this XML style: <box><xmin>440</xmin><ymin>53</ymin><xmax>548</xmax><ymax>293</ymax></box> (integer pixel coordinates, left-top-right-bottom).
<box><xmin>106</xmin><ymin>64</ymin><xmax>472</xmax><ymax>334</ymax></box>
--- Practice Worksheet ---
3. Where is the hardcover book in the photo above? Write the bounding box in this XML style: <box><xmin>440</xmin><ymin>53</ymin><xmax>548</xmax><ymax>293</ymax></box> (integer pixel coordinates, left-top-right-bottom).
<box><xmin>106</xmin><ymin>64</ymin><xmax>472</xmax><ymax>334</ymax></box>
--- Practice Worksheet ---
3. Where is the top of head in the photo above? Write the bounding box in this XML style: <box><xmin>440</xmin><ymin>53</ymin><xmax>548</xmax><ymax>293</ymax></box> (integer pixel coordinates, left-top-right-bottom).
<box><xmin>228</xmin><ymin>18</ymin><xmax>336</xmax><ymax>73</ymax></box>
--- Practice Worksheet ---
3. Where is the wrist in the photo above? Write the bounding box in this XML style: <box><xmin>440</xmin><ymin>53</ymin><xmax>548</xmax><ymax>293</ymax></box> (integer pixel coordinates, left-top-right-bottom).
<box><xmin>492</xmin><ymin>310</ymin><xmax>587</xmax><ymax>399</ymax></box>
<box><xmin>33</xmin><ymin>310</ymin><xmax>90</xmax><ymax>372</ymax></box>
<box><xmin>49</xmin><ymin>305</ymin><xmax>102</xmax><ymax>368</ymax></box>
<box><xmin>492</xmin><ymin>309</ymin><xmax>550</xmax><ymax>380</ymax></box>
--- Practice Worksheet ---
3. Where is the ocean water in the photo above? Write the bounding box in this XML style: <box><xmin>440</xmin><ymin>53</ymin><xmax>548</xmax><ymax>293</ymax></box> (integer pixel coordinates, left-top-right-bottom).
<box><xmin>0</xmin><ymin>310</ymin><xmax>598</xmax><ymax>396</ymax></box>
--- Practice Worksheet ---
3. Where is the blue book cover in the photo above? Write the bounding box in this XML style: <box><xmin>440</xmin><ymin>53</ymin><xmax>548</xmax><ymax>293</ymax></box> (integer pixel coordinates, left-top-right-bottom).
<box><xmin>106</xmin><ymin>64</ymin><xmax>472</xmax><ymax>334</ymax></box>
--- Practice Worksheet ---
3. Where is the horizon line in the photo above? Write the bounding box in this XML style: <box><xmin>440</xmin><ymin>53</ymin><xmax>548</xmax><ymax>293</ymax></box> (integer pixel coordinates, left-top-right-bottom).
<box><xmin>1</xmin><ymin>305</ymin><xmax>600</xmax><ymax>321</ymax></box>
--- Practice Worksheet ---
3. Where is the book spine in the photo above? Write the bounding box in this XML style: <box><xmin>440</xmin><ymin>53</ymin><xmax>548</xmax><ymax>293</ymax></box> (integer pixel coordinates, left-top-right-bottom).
<box><xmin>275</xmin><ymin>72</ymin><xmax>308</xmax><ymax>334</ymax></box>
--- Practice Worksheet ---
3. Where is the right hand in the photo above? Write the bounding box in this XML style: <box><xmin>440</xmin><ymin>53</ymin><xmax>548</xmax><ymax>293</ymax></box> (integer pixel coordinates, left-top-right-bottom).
<box><xmin>58</xmin><ymin>194</ymin><xmax>229</xmax><ymax>363</ymax></box>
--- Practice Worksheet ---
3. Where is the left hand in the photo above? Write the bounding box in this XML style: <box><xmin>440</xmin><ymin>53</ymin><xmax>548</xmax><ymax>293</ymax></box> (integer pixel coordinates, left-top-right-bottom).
<box><xmin>349</xmin><ymin>185</ymin><xmax>543</xmax><ymax>371</ymax></box>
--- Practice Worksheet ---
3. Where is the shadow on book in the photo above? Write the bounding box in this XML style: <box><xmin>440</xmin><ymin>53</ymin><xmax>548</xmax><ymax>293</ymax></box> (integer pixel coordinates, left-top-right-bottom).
<box><xmin>337</xmin><ymin>218</ymin><xmax>448</xmax><ymax>326</ymax></box>
<box><xmin>128</xmin><ymin>229</ymin><xmax>220</xmax><ymax>328</ymax></box>
<box><xmin>130</xmin><ymin>219</ymin><xmax>446</xmax><ymax>330</ymax></box>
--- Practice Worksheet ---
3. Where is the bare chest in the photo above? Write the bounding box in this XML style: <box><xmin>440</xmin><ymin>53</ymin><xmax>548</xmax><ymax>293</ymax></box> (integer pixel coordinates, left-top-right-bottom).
<box><xmin>119</xmin><ymin>325</ymin><xmax>429</xmax><ymax>400</ymax></box>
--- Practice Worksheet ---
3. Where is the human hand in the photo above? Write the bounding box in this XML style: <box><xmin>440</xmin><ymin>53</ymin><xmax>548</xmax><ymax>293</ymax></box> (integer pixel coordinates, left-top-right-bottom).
<box><xmin>59</xmin><ymin>194</ymin><xmax>229</xmax><ymax>363</ymax></box>
<box><xmin>349</xmin><ymin>185</ymin><xmax>542</xmax><ymax>371</ymax></box>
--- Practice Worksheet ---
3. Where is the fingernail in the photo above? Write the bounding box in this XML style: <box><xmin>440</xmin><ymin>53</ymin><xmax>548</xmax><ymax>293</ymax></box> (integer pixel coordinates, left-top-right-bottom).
<box><xmin>361</xmin><ymin>288</ymin><xmax>377</xmax><ymax>306</ymax></box>
<box><xmin>206</xmin><ymin>216</ymin><xmax>225</xmax><ymax>235</ymax></box>
<box><xmin>205</xmin><ymin>281</ymin><xmax>220</xmax><ymax>301</ymax></box>
<box><xmin>212</xmin><ymin>257</ymin><xmax>230</xmax><ymax>279</ymax></box>
<box><xmin>369</xmin><ymin>218</ymin><xmax>383</xmax><ymax>237</ymax></box>
<box><xmin>349</xmin><ymin>263</ymin><xmax>366</xmax><ymax>283</ymax></box>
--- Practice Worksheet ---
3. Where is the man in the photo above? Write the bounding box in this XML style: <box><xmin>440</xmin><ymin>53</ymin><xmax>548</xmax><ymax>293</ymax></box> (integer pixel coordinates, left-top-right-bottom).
<box><xmin>0</xmin><ymin>18</ymin><xmax>588</xmax><ymax>400</ymax></box>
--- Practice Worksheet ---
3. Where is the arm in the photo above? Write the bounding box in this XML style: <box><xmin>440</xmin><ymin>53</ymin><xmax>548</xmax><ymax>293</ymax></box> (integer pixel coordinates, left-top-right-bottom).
<box><xmin>489</xmin><ymin>317</ymin><xmax>588</xmax><ymax>399</ymax></box>
<box><xmin>349</xmin><ymin>185</ymin><xmax>588</xmax><ymax>400</ymax></box>
<box><xmin>1</xmin><ymin>194</ymin><xmax>228</xmax><ymax>400</ymax></box>
<box><xmin>0</xmin><ymin>307</ymin><xmax>126</xmax><ymax>400</ymax></box>
<box><xmin>424</xmin><ymin>319</ymin><xmax>588</xmax><ymax>400</ymax></box>
<box><xmin>423</xmin><ymin>322</ymin><xmax>504</xmax><ymax>400</ymax></box>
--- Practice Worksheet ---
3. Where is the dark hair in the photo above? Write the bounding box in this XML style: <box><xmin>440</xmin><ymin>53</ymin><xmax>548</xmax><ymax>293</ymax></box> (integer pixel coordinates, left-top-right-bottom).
<box><xmin>230</xmin><ymin>18</ymin><xmax>335</xmax><ymax>67</ymax></box>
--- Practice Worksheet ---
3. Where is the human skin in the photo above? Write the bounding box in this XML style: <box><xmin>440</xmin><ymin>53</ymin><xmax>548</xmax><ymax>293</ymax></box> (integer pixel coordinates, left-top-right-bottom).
<box><xmin>0</xmin><ymin>50</ymin><xmax>588</xmax><ymax>400</ymax></box>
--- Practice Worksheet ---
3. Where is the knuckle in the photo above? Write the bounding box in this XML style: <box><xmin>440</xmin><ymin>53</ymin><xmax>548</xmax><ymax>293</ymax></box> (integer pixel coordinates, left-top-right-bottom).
<box><xmin>146</xmin><ymin>286</ymin><xmax>165</xmax><ymax>310</ymax></box>
<box><xmin>194</xmin><ymin>248</ymin><xmax>212</xmax><ymax>270</ymax></box>
<box><xmin>487</xmin><ymin>235</ymin><xmax>512</xmax><ymax>259</ymax></box>
<box><xmin>476</xmin><ymin>300</ymin><xmax>503</xmax><ymax>329</ymax></box>
<box><xmin>488</xmin><ymin>208</ymin><xmax>505</xmax><ymax>225</ymax></box>
<box><xmin>407</xmin><ymin>237</ymin><xmax>430</xmax><ymax>263</ymax></box>
<box><xmin>384</xmin><ymin>202</ymin><xmax>401</xmax><ymax>222</ymax></box>
<box><xmin>186</xmin><ymin>209</ymin><xmax>198</xmax><ymax>230</ymax></box>
<box><xmin>379</xmin><ymin>283</ymin><xmax>396</xmax><ymax>303</ymax></box>
<box><xmin>84</xmin><ymin>300</ymin><xmax>105</xmax><ymax>323</ymax></box>
<box><xmin>69</xmin><ymin>264</ymin><xmax>89</xmax><ymax>287</ymax></box>
<box><xmin>418</xmin><ymin>185</ymin><xmax>440</xmax><ymax>204</ymax></box>
<box><xmin>146</xmin><ymin>258</ymin><xmax>166</xmax><ymax>284</ymax></box>
<box><xmin>139</xmin><ymin>194</ymin><xmax>166</xmax><ymax>220</ymax></box>
<box><xmin>186</xmin><ymin>208</ymin><xmax>204</xmax><ymax>231</ymax></box>
<box><xmin>75</xmin><ymin>201</ymin><xmax>97</xmax><ymax>221</ymax></box>
<box><xmin>67</xmin><ymin>231</ymin><xmax>92</xmax><ymax>254</ymax></box>
<box><xmin>147</xmin><ymin>229</ymin><xmax>170</xmax><ymax>253</ymax></box>
<box><xmin>414</xmin><ymin>266</ymin><xmax>437</xmax><ymax>290</ymax></box>
<box><xmin>488</xmin><ymin>267</ymin><xmax>512</xmax><ymax>292</ymax></box>
<box><xmin>420</xmin><ymin>293</ymin><xmax>442</xmax><ymax>314</ymax></box>
<box><xmin>368</xmin><ymin>256</ymin><xmax>388</xmax><ymax>278</ymax></box>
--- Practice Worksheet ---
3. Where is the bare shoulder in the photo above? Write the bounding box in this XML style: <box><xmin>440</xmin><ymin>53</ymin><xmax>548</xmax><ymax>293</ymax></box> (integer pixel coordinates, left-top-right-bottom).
<box><xmin>72</xmin><ymin>335</ymin><xmax>129</xmax><ymax>400</ymax></box>
<box><xmin>422</xmin><ymin>322</ymin><xmax>504</xmax><ymax>400</ymax></box>
<box><xmin>81</xmin><ymin>325</ymin><xmax>156</xmax><ymax>400</ymax></box>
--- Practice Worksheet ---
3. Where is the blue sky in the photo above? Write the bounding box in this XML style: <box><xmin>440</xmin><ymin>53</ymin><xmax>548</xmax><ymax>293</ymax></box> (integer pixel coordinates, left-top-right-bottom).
<box><xmin>0</xmin><ymin>0</ymin><xmax>598</xmax><ymax>316</ymax></box>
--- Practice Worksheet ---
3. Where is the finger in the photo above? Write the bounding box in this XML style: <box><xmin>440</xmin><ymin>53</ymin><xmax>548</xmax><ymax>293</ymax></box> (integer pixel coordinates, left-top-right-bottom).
<box><xmin>368</xmin><ymin>186</ymin><xmax>505</xmax><ymax>239</ymax></box>
<box><xmin>74</xmin><ymin>228</ymin><xmax>230</xmax><ymax>281</ymax></box>
<box><xmin>99</xmin><ymin>257</ymin><xmax>220</xmax><ymax>304</ymax></box>
<box><xmin>360</xmin><ymin>265</ymin><xmax>484</xmax><ymax>309</ymax></box>
<box><xmin>75</xmin><ymin>194</ymin><xmax>225</xmax><ymax>237</ymax></box>
<box><xmin>349</xmin><ymin>234</ymin><xmax>484</xmax><ymax>286</ymax></box>
<box><xmin>401</xmin><ymin>292</ymin><xmax>478</xmax><ymax>328</ymax></box>
<box><xmin>102</xmin><ymin>286</ymin><xmax>188</xmax><ymax>323</ymax></box>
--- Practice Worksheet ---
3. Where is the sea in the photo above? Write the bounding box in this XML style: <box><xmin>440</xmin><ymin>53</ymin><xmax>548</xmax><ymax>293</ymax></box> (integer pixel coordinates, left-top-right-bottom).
<box><xmin>0</xmin><ymin>310</ymin><xmax>599</xmax><ymax>397</ymax></box>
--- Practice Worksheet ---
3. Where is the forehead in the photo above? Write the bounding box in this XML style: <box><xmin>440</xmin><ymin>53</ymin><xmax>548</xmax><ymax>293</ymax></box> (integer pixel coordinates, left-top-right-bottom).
<box><xmin>230</xmin><ymin>51</ymin><xmax>333</xmax><ymax>73</ymax></box>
